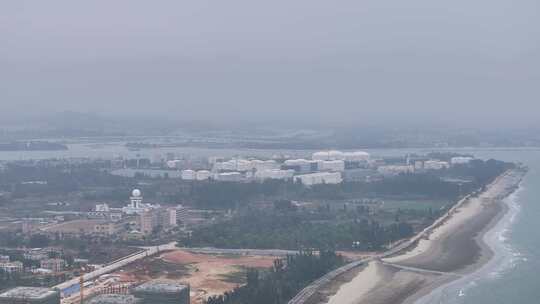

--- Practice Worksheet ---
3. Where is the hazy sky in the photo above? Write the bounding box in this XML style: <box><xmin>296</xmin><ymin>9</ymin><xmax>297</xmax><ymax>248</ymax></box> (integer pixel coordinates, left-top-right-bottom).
<box><xmin>1</xmin><ymin>0</ymin><xmax>539</xmax><ymax>126</ymax></box>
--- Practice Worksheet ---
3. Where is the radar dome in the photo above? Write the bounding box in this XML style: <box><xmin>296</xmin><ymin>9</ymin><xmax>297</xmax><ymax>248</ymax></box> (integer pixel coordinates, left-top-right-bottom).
<box><xmin>132</xmin><ymin>189</ymin><xmax>142</xmax><ymax>197</ymax></box>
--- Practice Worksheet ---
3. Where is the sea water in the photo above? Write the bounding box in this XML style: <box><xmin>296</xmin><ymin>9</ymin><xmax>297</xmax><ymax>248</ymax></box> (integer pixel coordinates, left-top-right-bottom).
<box><xmin>414</xmin><ymin>149</ymin><xmax>540</xmax><ymax>304</ymax></box>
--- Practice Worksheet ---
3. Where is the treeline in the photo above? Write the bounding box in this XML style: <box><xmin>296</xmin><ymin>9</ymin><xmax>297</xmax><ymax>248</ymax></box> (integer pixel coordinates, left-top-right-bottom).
<box><xmin>0</xmin><ymin>163</ymin><xmax>135</xmax><ymax>198</ymax></box>
<box><xmin>206</xmin><ymin>250</ymin><xmax>344</xmax><ymax>304</ymax></box>
<box><xmin>181</xmin><ymin>210</ymin><xmax>413</xmax><ymax>250</ymax></box>
<box><xmin>445</xmin><ymin>159</ymin><xmax>514</xmax><ymax>186</ymax></box>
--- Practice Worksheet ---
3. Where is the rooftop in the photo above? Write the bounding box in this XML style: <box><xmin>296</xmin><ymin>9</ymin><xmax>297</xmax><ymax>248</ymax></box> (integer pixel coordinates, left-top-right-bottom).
<box><xmin>87</xmin><ymin>294</ymin><xmax>141</xmax><ymax>304</ymax></box>
<box><xmin>0</xmin><ymin>287</ymin><xmax>58</xmax><ymax>300</ymax></box>
<box><xmin>133</xmin><ymin>281</ymin><xmax>188</xmax><ymax>294</ymax></box>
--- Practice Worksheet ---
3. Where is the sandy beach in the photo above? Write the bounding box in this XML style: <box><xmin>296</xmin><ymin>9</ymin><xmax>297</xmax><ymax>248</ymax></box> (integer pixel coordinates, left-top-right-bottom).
<box><xmin>316</xmin><ymin>169</ymin><xmax>526</xmax><ymax>304</ymax></box>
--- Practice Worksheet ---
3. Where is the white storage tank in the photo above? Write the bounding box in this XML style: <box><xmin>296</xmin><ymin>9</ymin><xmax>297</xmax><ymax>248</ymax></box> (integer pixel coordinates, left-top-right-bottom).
<box><xmin>181</xmin><ymin>169</ymin><xmax>197</xmax><ymax>180</ymax></box>
<box><xmin>318</xmin><ymin>160</ymin><xmax>345</xmax><ymax>172</ymax></box>
<box><xmin>343</xmin><ymin>151</ymin><xmax>370</xmax><ymax>161</ymax></box>
<box><xmin>196</xmin><ymin>170</ymin><xmax>212</xmax><ymax>181</ymax></box>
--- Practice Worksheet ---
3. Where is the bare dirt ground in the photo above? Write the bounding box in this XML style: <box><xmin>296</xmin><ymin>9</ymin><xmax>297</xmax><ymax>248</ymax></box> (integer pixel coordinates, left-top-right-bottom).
<box><xmin>114</xmin><ymin>249</ymin><xmax>278</xmax><ymax>304</ymax></box>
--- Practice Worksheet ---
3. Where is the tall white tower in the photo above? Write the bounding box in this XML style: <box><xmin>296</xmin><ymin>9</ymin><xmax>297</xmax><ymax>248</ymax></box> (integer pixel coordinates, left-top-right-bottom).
<box><xmin>130</xmin><ymin>189</ymin><xmax>143</xmax><ymax>209</ymax></box>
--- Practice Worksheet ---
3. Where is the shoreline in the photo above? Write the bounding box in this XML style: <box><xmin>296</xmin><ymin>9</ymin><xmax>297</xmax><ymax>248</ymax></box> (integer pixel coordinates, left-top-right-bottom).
<box><xmin>410</xmin><ymin>179</ymin><xmax>524</xmax><ymax>304</ymax></box>
<box><xmin>318</xmin><ymin>168</ymin><xmax>526</xmax><ymax>304</ymax></box>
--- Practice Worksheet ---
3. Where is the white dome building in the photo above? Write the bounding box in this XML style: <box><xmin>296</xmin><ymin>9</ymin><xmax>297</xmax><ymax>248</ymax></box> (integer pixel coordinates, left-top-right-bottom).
<box><xmin>132</xmin><ymin>189</ymin><xmax>142</xmax><ymax>197</ymax></box>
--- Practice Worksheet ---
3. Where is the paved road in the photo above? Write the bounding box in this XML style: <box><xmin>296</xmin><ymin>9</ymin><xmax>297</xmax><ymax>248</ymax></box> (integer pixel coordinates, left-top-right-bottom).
<box><xmin>180</xmin><ymin>247</ymin><xmax>300</xmax><ymax>257</ymax></box>
<box><xmin>55</xmin><ymin>242</ymin><xmax>177</xmax><ymax>298</ymax></box>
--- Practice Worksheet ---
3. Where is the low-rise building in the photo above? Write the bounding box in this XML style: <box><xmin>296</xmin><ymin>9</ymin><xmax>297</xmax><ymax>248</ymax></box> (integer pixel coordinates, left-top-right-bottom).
<box><xmin>295</xmin><ymin>172</ymin><xmax>343</xmax><ymax>186</ymax></box>
<box><xmin>424</xmin><ymin>160</ymin><xmax>450</xmax><ymax>170</ymax></box>
<box><xmin>94</xmin><ymin>222</ymin><xmax>118</xmax><ymax>235</ymax></box>
<box><xmin>0</xmin><ymin>261</ymin><xmax>23</xmax><ymax>273</ymax></box>
<box><xmin>451</xmin><ymin>157</ymin><xmax>474</xmax><ymax>165</ymax></box>
<box><xmin>181</xmin><ymin>169</ymin><xmax>197</xmax><ymax>180</ymax></box>
<box><xmin>40</xmin><ymin>258</ymin><xmax>65</xmax><ymax>272</ymax></box>
<box><xmin>343</xmin><ymin>169</ymin><xmax>379</xmax><ymax>182</ymax></box>
<box><xmin>377</xmin><ymin>165</ymin><xmax>414</xmax><ymax>177</ymax></box>
<box><xmin>318</xmin><ymin>160</ymin><xmax>345</xmax><ymax>172</ymax></box>
<box><xmin>215</xmin><ymin>172</ymin><xmax>243</xmax><ymax>182</ymax></box>
<box><xmin>196</xmin><ymin>170</ymin><xmax>212</xmax><ymax>181</ymax></box>
<box><xmin>41</xmin><ymin>219</ymin><xmax>119</xmax><ymax>237</ymax></box>
<box><xmin>24</xmin><ymin>250</ymin><xmax>49</xmax><ymax>261</ymax></box>
<box><xmin>283</xmin><ymin>159</ymin><xmax>318</xmax><ymax>173</ymax></box>
<box><xmin>87</xmin><ymin>294</ymin><xmax>141</xmax><ymax>304</ymax></box>
<box><xmin>0</xmin><ymin>287</ymin><xmax>60</xmax><ymax>304</ymax></box>
<box><xmin>312</xmin><ymin>150</ymin><xmax>370</xmax><ymax>162</ymax></box>
<box><xmin>254</xmin><ymin>169</ymin><xmax>295</xmax><ymax>181</ymax></box>
<box><xmin>132</xmin><ymin>280</ymin><xmax>190</xmax><ymax>304</ymax></box>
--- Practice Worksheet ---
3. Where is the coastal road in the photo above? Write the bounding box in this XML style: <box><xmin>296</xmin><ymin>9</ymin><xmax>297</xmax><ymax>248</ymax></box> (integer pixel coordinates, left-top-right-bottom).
<box><xmin>287</xmin><ymin>170</ymin><xmax>514</xmax><ymax>304</ymax></box>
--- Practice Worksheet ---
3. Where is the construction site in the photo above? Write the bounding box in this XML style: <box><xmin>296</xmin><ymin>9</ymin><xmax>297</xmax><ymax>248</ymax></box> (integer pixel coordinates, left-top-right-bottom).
<box><xmin>0</xmin><ymin>280</ymin><xmax>189</xmax><ymax>304</ymax></box>
<box><xmin>0</xmin><ymin>247</ymin><xmax>280</xmax><ymax>304</ymax></box>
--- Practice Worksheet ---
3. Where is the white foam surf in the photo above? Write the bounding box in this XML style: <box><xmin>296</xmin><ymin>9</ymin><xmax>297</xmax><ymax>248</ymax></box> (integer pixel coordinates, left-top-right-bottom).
<box><xmin>414</xmin><ymin>184</ymin><xmax>526</xmax><ymax>304</ymax></box>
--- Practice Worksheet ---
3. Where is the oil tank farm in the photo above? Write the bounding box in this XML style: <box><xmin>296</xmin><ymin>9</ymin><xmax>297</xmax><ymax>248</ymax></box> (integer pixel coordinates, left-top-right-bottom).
<box><xmin>132</xmin><ymin>280</ymin><xmax>190</xmax><ymax>304</ymax></box>
<box><xmin>0</xmin><ymin>287</ymin><xmax>60</xmax><ymax>304</ymax></box>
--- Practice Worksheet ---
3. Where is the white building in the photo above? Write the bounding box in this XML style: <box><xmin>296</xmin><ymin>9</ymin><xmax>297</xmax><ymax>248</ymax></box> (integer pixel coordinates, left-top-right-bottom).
<box><xmin>237</xmin><ymin>159</ymin><xmax>254</xmax><ymax>172</ymax></box>
<box><xmin>214</xmin><ymin>159</ymin><xmax>279</xmax><ymax>172</ymax></box>
<box><xmin>312</xmin><ymin>150</ymin><xmax>344</xmax><ymax>161</ymax></box>
<box><xmin>451</xmin><ymin>157</ymin><xmax>474</xmax><ymax>165</ymax></box>
<box><xmin>343</xmin><ymin>151</ymin><xmax>370</xmax><ymax>162</ymax></box>
<box><xmin>23</xmin><ymin>250</ymin><xmax>48</xmax><ymax>261</ymax></box>
<box><xmin>196</xmin><ymin>170</ymin><xmax>212</xmax><ymax>181</ymax></box>
<box><xmin>122</xmin><ymin>189</ymin><xmax>153</xmax><ymax>215</ymax></box>
<box><xmin>0</xmin><ymin>261</ymin><xmax>23</xmax><ymax>273</ymax></box>
<box><xmin>283</xmin><ymin>159</ymin><xmax>318</xmax><ymax>173</ymax></box>
<box><xmin>254</xmin><ymin>169</ymin><xmax>295</xmax><ymax>181</ymax></box>
<box><xmin>318</xmin><ymin>160</ymin><xmax>345</xmax><ymax>172</ymax></box>
<box><xmin>414</xmin><ymin>160</ymin><xmax>425</xmax><ymax>170</ymax></box>
<box><xmin>424</xmin><ymin>160</ymin><xmax>450</xmax><ymax>170</ymax></box>
<box><xmin>40</xmin><ymin>258</ymin><xmax>65</xmax><ymax>273</ymax></box>
<box><xmin>95</xmin><ymin>203</ymin><xmax>110</xmax><ymax>212</ymax></box>
<box><xmin>251</xmin><ymin>160</ymin><xmax>280</xmax><ymax>171</ymax></box>
<box><xmin>295</xmin><ymin>172</ymin><xmax>343</xmax><ymax>186</ymax></box>
<box><xmin>181</xmin><ymin>170</ymin><xmax>197</xmax><ymax>180</ymax></box>
<box><xmin>312</xmin><ymin>150</ymin><xmax>370</xmax><ymax>162</ymax></box>
<box><xmin>166</xmin><ymin>160</ymin><xmax>183</xmax><ymax>169</ymax></box>
<box><xmin>216</xmin><ymin>172</ymin><xmax>243</xmax><ymax>182</ymax></box>
<box><xmin>377</xmin><ymin>165</ymin><xmax>414</xmax><ymax>176</ymax></box>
